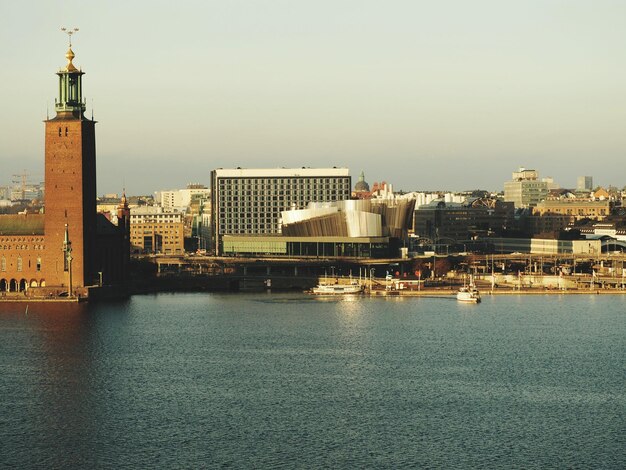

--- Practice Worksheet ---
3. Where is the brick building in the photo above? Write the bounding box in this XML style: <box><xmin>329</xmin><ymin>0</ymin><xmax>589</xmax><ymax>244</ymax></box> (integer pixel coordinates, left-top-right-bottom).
<box><xmin>0</xmin><ymin>42</ymin><xmax>129</xmax><ymax>298</ymax></box>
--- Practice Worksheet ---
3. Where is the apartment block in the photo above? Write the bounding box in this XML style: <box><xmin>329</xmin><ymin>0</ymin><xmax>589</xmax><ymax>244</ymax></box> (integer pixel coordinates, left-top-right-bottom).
<box><xmin>130</xmin><ymin>206</ymin><xmax>184</xmax><ymax>255</ymax></box>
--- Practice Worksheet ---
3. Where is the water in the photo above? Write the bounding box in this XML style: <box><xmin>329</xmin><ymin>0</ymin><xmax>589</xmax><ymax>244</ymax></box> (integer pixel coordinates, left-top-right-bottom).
<box><xmin>1</xmin><ymin>293</ymin><xmax>624</xmax><ymax>468</ymax></box>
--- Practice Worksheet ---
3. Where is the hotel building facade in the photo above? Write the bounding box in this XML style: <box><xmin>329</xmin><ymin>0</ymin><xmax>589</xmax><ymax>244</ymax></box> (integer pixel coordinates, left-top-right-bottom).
<box><xmin>210</xmin><ymin>168</ymin><xmax>351</xmax><ymax>255</ymax></box>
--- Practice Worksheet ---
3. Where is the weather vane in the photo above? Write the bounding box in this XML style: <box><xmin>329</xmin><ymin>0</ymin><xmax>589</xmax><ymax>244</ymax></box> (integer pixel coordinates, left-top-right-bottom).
<box><xmin>60</xmin><ymin>27</ymin><xmax>79</xmax><ymax>46</ymax></box>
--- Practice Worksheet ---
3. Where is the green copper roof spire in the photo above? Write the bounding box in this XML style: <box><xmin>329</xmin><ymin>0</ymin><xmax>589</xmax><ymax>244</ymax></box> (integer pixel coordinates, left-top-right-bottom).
<box><xmin>54</xmin><ymin>27</ymin><xmax>86</xmax><ymax>118</ymax></box>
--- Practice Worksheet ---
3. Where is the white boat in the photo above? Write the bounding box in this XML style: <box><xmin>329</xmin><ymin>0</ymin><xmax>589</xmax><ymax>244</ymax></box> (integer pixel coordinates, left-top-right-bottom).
<box><xmin>309</xmin><ymin>282</ymin><xmax>364</xmax><ymax>295</ymax></box>
<box><xmin>456</xmin><ymin>285</ymin><xmax>481</xmax><ymax>303</ymax></box>
<box><xmin>457</xmin><ymin>276</ymin><xmax>481</xmax><ymax>303</ymax></box>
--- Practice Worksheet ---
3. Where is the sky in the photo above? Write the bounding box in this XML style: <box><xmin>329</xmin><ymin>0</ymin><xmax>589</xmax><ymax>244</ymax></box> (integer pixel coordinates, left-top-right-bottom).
<box><xmin>1</xmin><ymin>0</ymin><xmax>625</xmax><ymax>195</ymax></box>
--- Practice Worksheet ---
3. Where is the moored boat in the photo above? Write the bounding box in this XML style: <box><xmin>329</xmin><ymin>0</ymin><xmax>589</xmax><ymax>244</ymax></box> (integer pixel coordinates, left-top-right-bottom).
<box><xmin>309</xmin><ymin>282</ymin><xmax>364</xmax><ymax>295</ymax></box>
<box><xmin>456</xmin><ymin>285</ymin><xmax>481</xmax><ymax>303</ymax></box>
<box><xmin>457</xmin><ymin>274</ymin><xmax>481</xmax><ymax>303</ymax></box>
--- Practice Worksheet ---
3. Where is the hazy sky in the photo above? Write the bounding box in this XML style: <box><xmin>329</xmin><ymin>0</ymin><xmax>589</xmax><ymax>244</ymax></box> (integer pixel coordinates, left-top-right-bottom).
<box><xmin>1</xmin><ymin>0</ymin><xmax>625</xmax><ymax>195</ymax></box>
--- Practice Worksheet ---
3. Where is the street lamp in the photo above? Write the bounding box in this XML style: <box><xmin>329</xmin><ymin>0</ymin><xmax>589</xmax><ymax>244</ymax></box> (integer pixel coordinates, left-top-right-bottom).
<box><xmin>67</xmin><ymin>250</ymin><xmax>73</xmax><ymax>298</ymax></box>
<box><xmin>63</xmin><ymin>224</ymin><xmax>73</xmax><ymax>298</ymax></box>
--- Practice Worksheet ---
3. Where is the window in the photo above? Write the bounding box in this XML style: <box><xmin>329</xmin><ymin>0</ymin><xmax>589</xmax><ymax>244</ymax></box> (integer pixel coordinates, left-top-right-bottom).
<box><xmin>17</xmin><ymin>257</ymin><xmax>22</xmax><ymax>272</ymax></box>
<box><xmin>1</xmin><ymin>257</ymin><xmax>5</xmax><ymax>272</ymax></box>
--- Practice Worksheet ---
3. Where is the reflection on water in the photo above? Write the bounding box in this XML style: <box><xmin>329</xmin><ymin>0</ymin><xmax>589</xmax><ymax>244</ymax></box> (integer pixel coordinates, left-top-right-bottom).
<box><xmin>1</xmin><ymin>294</ymin><xmax>625</xmax><ymax>468</ymax></box>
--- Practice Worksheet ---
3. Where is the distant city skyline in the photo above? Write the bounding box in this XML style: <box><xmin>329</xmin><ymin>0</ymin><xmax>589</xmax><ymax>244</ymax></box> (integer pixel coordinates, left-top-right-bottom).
<box><xmin>1</xmin><ymin>0</ymin><xmax>625</xmax><ymax>194</ymax></box>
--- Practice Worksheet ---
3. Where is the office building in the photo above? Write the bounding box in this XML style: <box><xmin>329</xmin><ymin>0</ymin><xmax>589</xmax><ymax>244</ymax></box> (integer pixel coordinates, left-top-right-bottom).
<box><xmin>210</xmin><ymin>168</ymin><xmax>351</xmax><ymax>254</ymax></box>
<box><xmin>130</xmin><ymin>206</ymin><xmax>184</xmax><ymax>255</ymax></box>
<box><xmin>503</xmin><ymin>168</ymin><xmax>549</xmax><ymax>208</ymax></box>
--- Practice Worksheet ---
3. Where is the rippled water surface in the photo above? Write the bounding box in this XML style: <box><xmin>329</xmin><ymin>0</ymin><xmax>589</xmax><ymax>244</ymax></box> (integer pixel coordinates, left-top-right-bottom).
<box><xmin>1</xmin><ymin>293</ymin><xmax>625</xmax><ymax>468</ymax></box>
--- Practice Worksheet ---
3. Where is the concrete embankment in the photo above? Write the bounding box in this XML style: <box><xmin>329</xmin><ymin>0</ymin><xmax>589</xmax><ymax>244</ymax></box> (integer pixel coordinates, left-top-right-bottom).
<box><xmin>367</xmin><ymin>288</ymin><xmax>625</xmax><ymax>296</ymax></box>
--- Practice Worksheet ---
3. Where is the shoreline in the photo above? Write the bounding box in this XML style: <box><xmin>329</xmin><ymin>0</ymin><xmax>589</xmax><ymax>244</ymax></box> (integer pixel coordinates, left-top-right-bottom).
<box><xmin>1</xmin><ymin>286</ymin><xmax>625</xmax><ymax>302</ymax></box>
<box><xmin>367</xmin><ymin>288</ymin><xmax>626</xmax><ymax>297</ymax></box>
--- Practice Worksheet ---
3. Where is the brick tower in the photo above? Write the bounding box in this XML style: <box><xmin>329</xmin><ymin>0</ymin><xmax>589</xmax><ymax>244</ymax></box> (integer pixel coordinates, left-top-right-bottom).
<box><xmin>42</xmin><ymin>41</ymin><xmax>97</xmax><ymax>290</ymax></box>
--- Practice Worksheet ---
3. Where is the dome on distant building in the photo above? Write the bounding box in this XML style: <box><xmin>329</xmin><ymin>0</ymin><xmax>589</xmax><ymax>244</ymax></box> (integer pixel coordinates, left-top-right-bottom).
<box><xmin>354</xmin><ymin>170</ymin><xmax>370</xmax><ymax>192</ymax></box>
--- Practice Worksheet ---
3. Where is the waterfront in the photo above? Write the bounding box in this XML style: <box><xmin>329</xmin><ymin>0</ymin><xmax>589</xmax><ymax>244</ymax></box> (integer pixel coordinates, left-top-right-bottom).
<box><xmin>1</xmin><ymin>294</ymin><xmax>624</xmax><ymax>468</ymax></box>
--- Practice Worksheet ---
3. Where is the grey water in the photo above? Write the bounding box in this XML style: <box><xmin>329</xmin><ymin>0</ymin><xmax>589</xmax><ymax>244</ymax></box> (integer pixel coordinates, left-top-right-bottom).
<box><xmin>0</xmin><ymin>293</ymin><xmax>624</xmax><ymax>468</ymax></box>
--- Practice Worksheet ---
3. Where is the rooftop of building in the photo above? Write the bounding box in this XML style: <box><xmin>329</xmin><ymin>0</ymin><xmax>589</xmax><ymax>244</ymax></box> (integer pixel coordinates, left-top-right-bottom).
<box><xmin>354</xmin><ymin>170</ymin><xmax>370</xmax><ymax>192</ymax></box>
<box><xmin>537</xmin><ymin>199</ymin><xmax>610</xmax><ymax>206</ymax></box>
<box><xmin>96</xmin><ymin>213</ymin><xmax>119</xmax><ymax>235</ymax></box>
<box><xmin>212</xmin><ymin>167</ymin><xmax>350</xmax><ymax>178</ymax></box>
<box><xmin>130</xmin><ymin>206</ymin><xmax>183</xmax><ymax>216</ymax></box>
<box><xmin>0</xmin><ymin>214</ymin><xmax>45</xmax><ymax>235</ymax></box>
<box><xmin>222</xmin><ymin>234</ymin><xmax>388</xmax><ymax>243</ymax></box>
